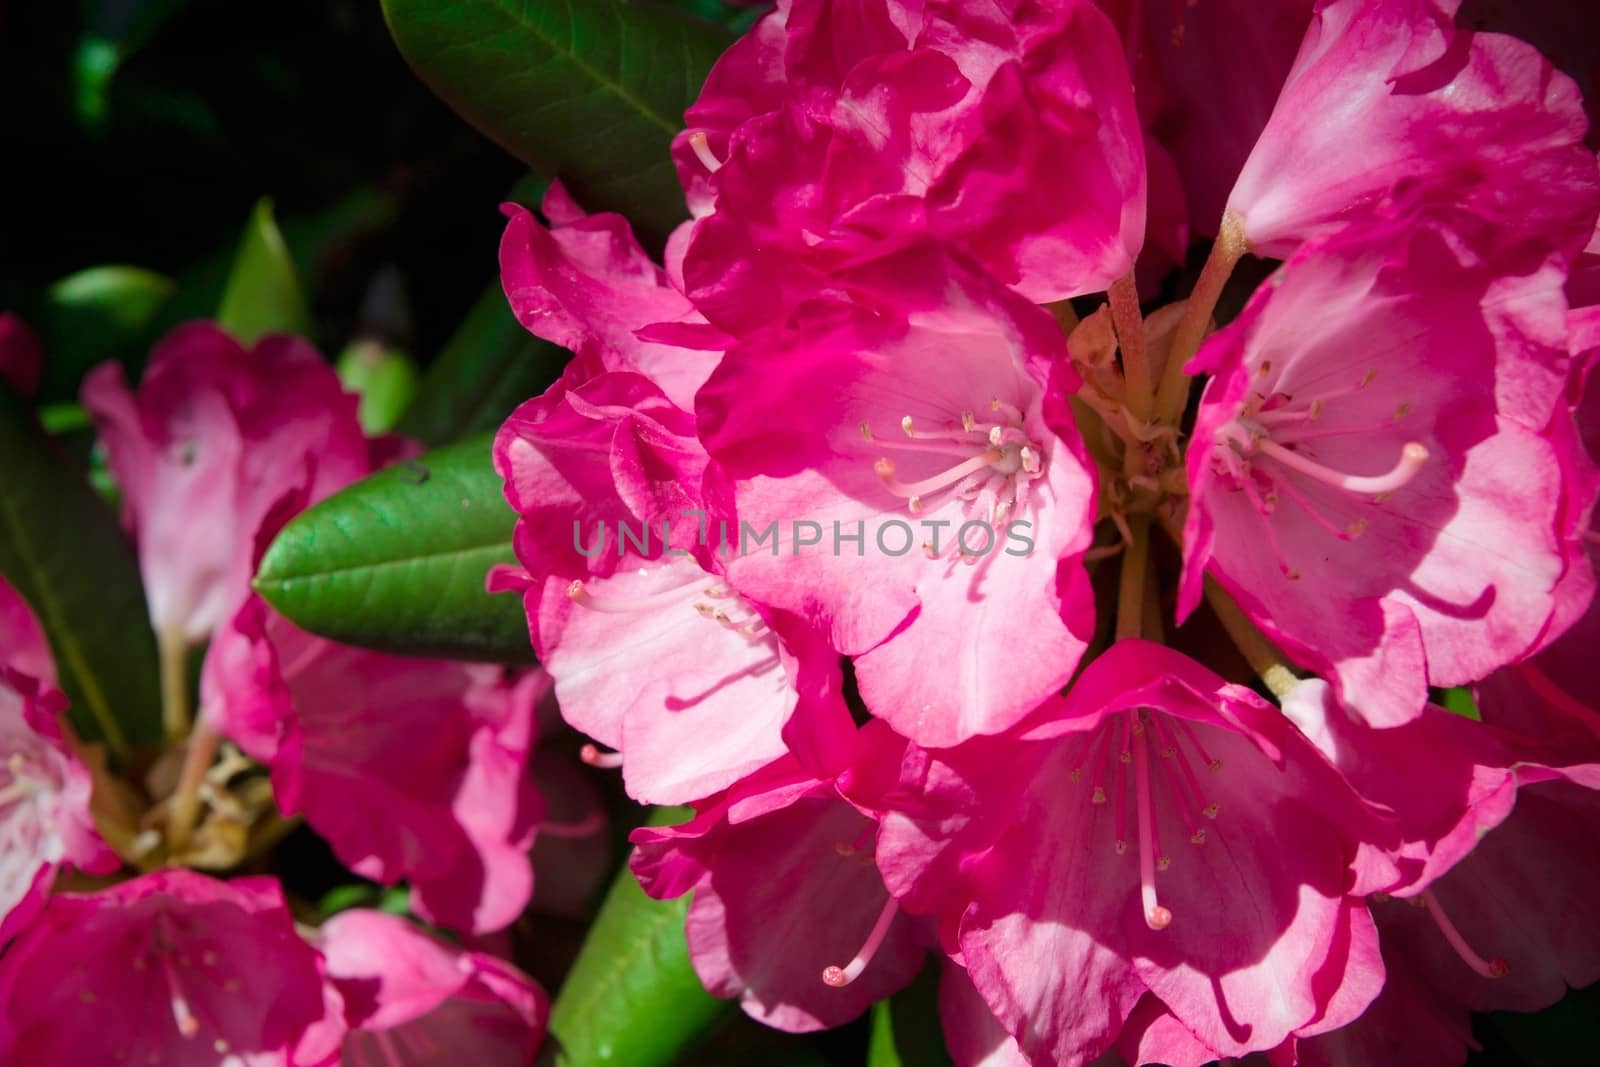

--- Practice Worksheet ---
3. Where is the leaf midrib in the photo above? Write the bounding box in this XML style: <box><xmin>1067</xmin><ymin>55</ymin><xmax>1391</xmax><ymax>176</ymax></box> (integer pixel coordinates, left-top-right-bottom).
<box><xmin>419</xmin><ymin>0</ymin><xmax>681</xmax><ymax>138</ymax></box>
<box><xmin>0</xmin><ymin>464</ymin><xmax>127</xmax><ymax>755</ymax></box>
<box><xmin>257</xmin><ymin>539</ymin><xmax>514</xmax><ymax>590</ymax></box>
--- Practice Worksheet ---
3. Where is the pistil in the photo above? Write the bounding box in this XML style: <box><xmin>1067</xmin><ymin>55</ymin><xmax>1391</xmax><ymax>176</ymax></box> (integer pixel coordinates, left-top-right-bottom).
<box><xmin>821</xmin><ymin>897</ymin><xmax>900</xmax><ymax>988</ymax></box>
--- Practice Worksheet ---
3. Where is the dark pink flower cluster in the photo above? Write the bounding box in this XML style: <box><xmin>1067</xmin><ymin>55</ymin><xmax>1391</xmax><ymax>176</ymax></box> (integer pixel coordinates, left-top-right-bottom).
<box><xmin>493</xmin><ymin>0</ymin><xmax>1600</xmax><ymax>1063</ymax></box>
<box><xmin>1</xmin><ymin>324</ymin><xmax>562</xmax><ymax>1064</ymax></box>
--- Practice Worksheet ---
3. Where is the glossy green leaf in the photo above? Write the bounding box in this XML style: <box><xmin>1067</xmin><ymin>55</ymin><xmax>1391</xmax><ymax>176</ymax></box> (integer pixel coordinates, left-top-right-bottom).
<box><xmin>397</xmin><ymin>282</ymin><xmax>568</xmax><ymax>447</ymax></box>
<box><xmin>217</xmin><ymin>198</ymin><xmax>312</xmax><ymax>344</ymax></box>
<box><xmin>867</xmin><ymin>960</ymin><xmax>954</xmax><ymax>1067</ymax></box>
<box><xmin>253</xmin><ymin>434</ymin><xmax>533</xmax><ymax>663</ymax></box>
<box><xmin>336</xmin><ymin>340</ymin><xmax>420</xmax><ymax>435</ymax></box>
<box><xmin>36</xmin><ymin>265</ymin><xmax>176</xmax><ymax>402</ymax></box>
<box><xmin>0</xmin><ymin>386</ymin><xmax>162</xmax><ymax>757</ymax></box>
<box><xmin>380</xmin><ymin>0</ymin><xmax>731</xmax><ymax>247</ymax></box>
<box><xmin>548</xmin><ymin>807</ymin><xmax>730</xmax><ymax>1065</ymax></box>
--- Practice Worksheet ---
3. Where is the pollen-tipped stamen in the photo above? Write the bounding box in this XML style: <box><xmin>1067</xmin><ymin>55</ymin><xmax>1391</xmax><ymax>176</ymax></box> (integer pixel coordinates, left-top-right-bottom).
<box><xmin>821</xmin><ymin>898</ymin><xmax>900</xmax><ymax>988</ymax></box>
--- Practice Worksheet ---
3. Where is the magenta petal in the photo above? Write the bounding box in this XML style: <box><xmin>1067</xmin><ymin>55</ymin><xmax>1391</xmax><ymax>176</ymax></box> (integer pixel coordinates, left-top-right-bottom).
<box><xmin>207</xmin><ymin>599</ymin><xmax>541</xmax><ymax>935</ymax></box>
<box><xmin>1229</xmin><ymin>0</ymin><xmax>1600</xmax><ymax>258</ymax></box>
<box><xmin>0</xmin><ymin>870</ymin><xmax>344</xmax><ymax>1065</ymax></box>
<box><xmin>82</xmin><ymin>322</ymin><xmax>367</xmax><ymax>644</ymax></box>
<box><xmin>320</xmin><ymin>908</ymin><xmax>547</xmax><ymax>1065</ymax></box>
<box><xmin>1185</xmin><ymin>210</ymin><xmax>1575</xmax><ymax>724</ymax></box>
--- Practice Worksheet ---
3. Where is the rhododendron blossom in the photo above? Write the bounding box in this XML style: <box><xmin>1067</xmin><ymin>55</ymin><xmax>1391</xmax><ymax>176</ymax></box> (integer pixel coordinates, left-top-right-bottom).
<box><xmin>205</xmin><ymin>598</ymin><xmax>546</xmax><ymax>934</ymax></box>
<box><xmin>485</xmin><ymin>0</ymin><xmax>1600</xmax><ymax>1061</ymax></box>
<box><xmin>0</xmin><ymin>870</ymin><xmax>345</xmax><ymax>1065</ymax></box>
<box><xmin>14</xmin><ymin>0</ymin><xmax>1598</xmax><ymax>1059</ymax></box>
<box><xmin>0</xmin><ymin>575</ymin><xmax>115</xmax><ymax>943</ymax></box>
<box><xmin>320</xmin><ymin>908</ymin><xmax>548</xmax><ymax>1065</ymax></box>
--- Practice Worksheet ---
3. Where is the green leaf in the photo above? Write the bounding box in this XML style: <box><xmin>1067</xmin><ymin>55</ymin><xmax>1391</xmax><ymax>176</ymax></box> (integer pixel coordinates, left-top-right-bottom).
<box><xmin>549</xmin><ymin>807</ymin><xmax>730</xmax><ymax>1065</ymax></box>
<box><xmin>36</xmin><ymin>265</ymin><xmax>176</xmax><ymax>402</ymax></box>
<box><xmin>397</xmin><ymin>282</ymin><xmax>568</xmax><ymax>447</ymax></box>
<box><xmin>380</xmin><ymin>0</ymin><xmax>732</xmax><ymax>247</ymax></box>
<box><xmin>336</xmin><ymin>341</ymin><xmax>420</xmax><ymax>435</ymax></box>
<box><xmin>867</xmin><ymin>959</ymin><xmax>954</xmax><ymax>1067</ymax></box>
<box><xmin>1438</xmin><ymin>685</ymin><xmax>1482</xmax><ymax>721</ymax></box>
<box><xmin>75</xmin><ymin>0</ymin><xmax>194</xmax><ymax>128</ymax></box>
<box><xmin>217</xmin><ymin>198</ymin><xmax>312</xmax><ymax>344</ymax></box>
<box><xmin>0</xmin><ymin>386</ymin><xmax>162</xmax><ymax>756</ymax></box>
<box><xmin>253</xmin><ymin>434</ymin><xmax>533</xmax><ymax>663</ymax></box>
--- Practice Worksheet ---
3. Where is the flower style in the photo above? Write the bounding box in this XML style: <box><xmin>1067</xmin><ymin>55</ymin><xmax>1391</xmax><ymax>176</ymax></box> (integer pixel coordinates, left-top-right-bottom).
<box><xmin>320</xmin><ymin>908</ymin><xmax>548</xmax><ymax>1066</ymax></box>
<box><xmin>0</xmin><ymin>869</ymin><xmax>345</xmax><ymax>1065</ymax></box>
<box><xmin>0</xmin><ymin>574</ymin><xmax>115</xmax><ymax>943</ymax></box>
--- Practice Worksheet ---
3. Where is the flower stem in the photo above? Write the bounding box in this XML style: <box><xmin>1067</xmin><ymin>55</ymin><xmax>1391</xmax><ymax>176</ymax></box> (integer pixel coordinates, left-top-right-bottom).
<box><xmin>165</xmin><ymin>719</ymin><xmax>221</xmax><ymax>855</ymax></box>
<box><xmin>1116</xmin><ymin>514</ymin><xmax>1152</xmax><ymax>641</ymax></box>
<box><xmin>1203</xmin><ymin>578</ymin><xmax>1300</xmax><ymax>698</ymax></box>
<box><xmin>1153</xmin><ymin>212</ymin><xmax>1248</xmax><ymax>426</ymax></box>
<box><xmin>158</xmin><ymin>626</ymin><xmax>191</xmax><ymax>744</ymax></box>
<box><xmin>1109</xmin><ymin>273</ymin><xmax>1152</xmax><ymax>423</ymax></box>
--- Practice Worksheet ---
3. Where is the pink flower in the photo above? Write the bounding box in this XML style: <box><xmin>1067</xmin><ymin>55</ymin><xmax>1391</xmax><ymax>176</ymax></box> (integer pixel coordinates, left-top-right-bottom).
<box><xmin>1227</xmin><ymin>0</ymin><xmax>1600</xmax><ymax>258</ymax></box>
<box><xmin>319</xmin><ymin>908</ymin><xmax>547</xmax><ymax>1066</ymax></box>
<box><xmin>0</xmin><ymin>313</ymin><xmax>42</xmax><ymax>397</ymax></box>
<box><xmin>82</xmin><ymin>321</ymin><xmax>368</xmax><ymax>646</ymax></box>
<box><xmin>1280</xmin><ymin>677</ymin><xmax>1600</xmax><ymax>895</ymax></box>
<box><xmin>1101</xmin><ymin>0</ymin><xmax>1315</xmax><ymax>241</ymax></box>
<box><xmin>499</xmin><ymin>185</ymin><xmax>724</xmax><ymax>412</ymax></box>
<box><xmin>1295</xmin><ymin>781</ymin><xmax>1600</xmax><ymax>1067</ymax></box>
<box><xmin>675</xmin><ymin>0</ymin><xmax>1146</xmax><ymax>330</ymax></box>
<box><xmin>696</xmin><ymin>247</ymin><xmax>1097</xmax><ymax>746</ymax></box>
<box><xmin>1474</xmin><ymin>314</ymin><xmax>1600</xmax><ymax>739</ymax></box>
<box><xmin>0</xmin><ymin>575</ymin><xmax>115</xmax><ymax>943</ymax></box>
<box><xmin>204</xmin><ymin>598</ymin><xmax>542</xmax><ymax>934</ymax></box>
<box><xmin>1182</xmin><ymin>207</ymin><xmax>1576</xmax><ymax>726</ymax></box>
<box><xmin>493</xmin><ymin>359</ymin><xmax>852</xmax><ymax>803</ymax></box>
<box><xmin>631</xmin><ymin>723</ymin><xmax>925</xmax><ymax>1032</ymax></box>
<box><xmin>0</xmin><ymin>869</ymin><xmax>345</xmax><ymax>1065</ymax></box>
<box><xmin>876</xmin><ymin>641</ymin><xmax>1388</xmax><ymax>1064</ymax></box>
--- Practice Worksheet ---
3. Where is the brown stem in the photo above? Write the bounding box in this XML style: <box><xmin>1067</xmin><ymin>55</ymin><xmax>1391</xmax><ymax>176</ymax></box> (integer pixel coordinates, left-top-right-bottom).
<box><xmin>1153</xmin><ymin>212</ymin><xmax>1248</xmax><ymax>426</ymax></box>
